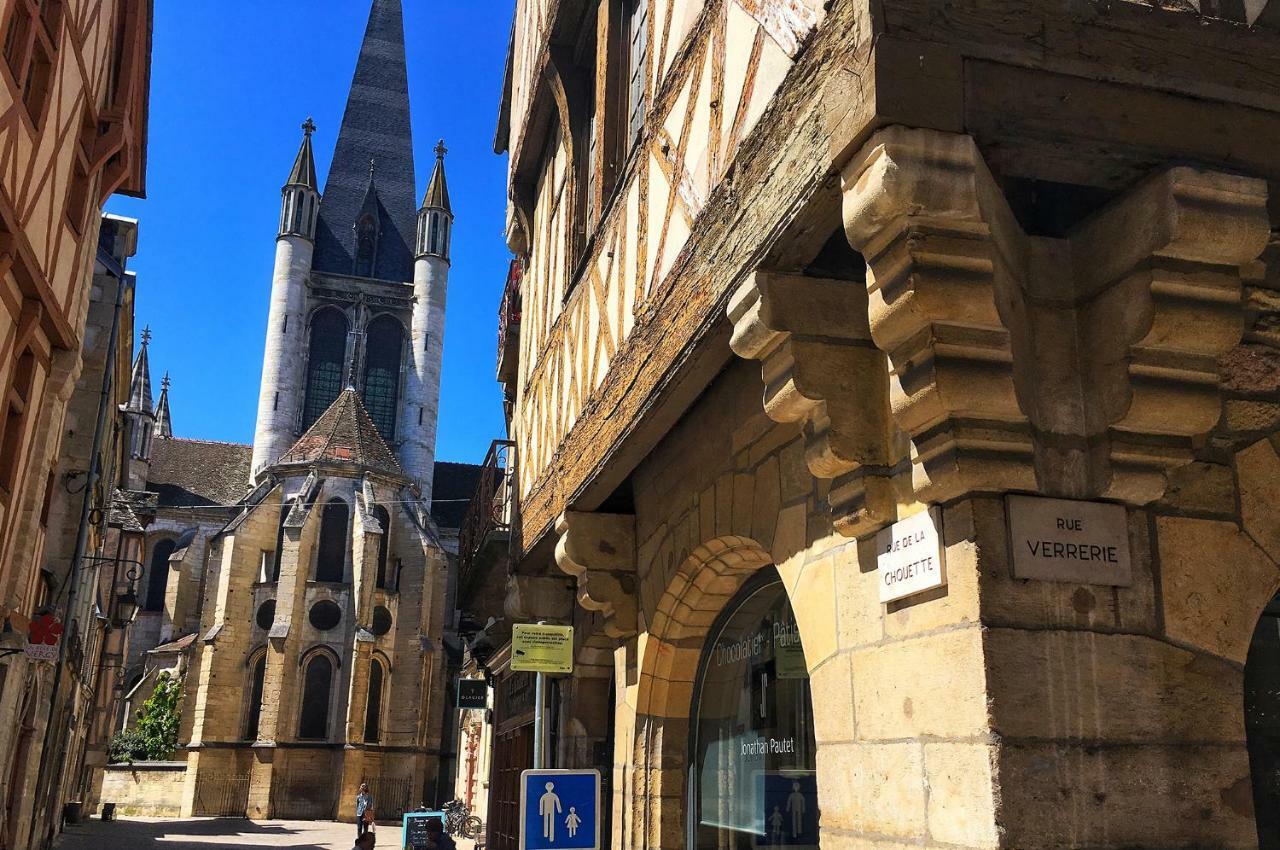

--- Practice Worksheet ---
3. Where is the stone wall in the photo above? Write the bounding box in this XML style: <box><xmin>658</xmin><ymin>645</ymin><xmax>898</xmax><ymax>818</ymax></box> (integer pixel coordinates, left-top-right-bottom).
<box><xmin>98</xmin><ymin>763</ymin><xmax>188</xmax><ymax>818</ymax></box>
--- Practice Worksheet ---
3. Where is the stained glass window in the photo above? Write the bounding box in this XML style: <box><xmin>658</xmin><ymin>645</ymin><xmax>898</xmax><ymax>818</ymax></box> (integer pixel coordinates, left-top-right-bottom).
<box><xmin>303</xmin><ymin>310</ymin><xmax>348</xmax><ymax>430</ymax></box>
<box><xmin>362</xmin><ymin>316</ymin><xmax>402</xmax><ymax>441</ymax></box>
<box><xmin>299</xmin><ymin>653</ymin><xmax>333</xmax><ymax>740</ymax></box>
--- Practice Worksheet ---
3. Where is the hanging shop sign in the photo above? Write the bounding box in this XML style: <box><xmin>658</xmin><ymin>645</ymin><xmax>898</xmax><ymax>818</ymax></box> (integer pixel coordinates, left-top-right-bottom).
<box><xmin>23</xmin><ymin>613</ymin><xmax>63</xmax><ymax>663</ymax></box>
<box><xmin>1008</xmin><ymin>495</ymin><xmax>1132</xmax><ymax>586</ymax></box>
<box><xmin>876</xmin><ymin>508</ymin><xmax>946</xmax><ymax>603</ymax></box>
<box><xmin>456</xmin><ymin>678</ymin><xmax>489</xmax><ymax>710</ymax></box>
<box><xmin>512</xmin><ymin>624</ymin><xmax>574</xmax><ymax>674</ymax></box>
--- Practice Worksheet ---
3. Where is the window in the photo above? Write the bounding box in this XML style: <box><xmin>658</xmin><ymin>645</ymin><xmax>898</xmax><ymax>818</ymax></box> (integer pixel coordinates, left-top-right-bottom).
<box><xmin>373</xmin><ymin>504</ymin><xmax>390</xmax><ymax>589</ymax></box>
<box><xmin>298</xmin><ymin>652</ymin><xmax>333</xmax><ymax>740</ymax></box>
<box><xmin>3</xmin><ymin>0</ymin><xmax>60</xmax><ymax>128</ymax></box>
<box><xmin>361</xmin><ymin>316</ymin><xmax>402</xmax><ymax>441</ymax></box>
<box><xmin>302</xmin><ymin>310</ymin><xmax>348</xmax><ymax>430</ymax></box>
<box><xmin>245</xmin><ymin>652</ymin><xmax>266</xmax><ymax>740</ymax></box>
<box><xmin>364</xmin><ymin>659</ymin><xmax>384</xmax><ymax>743</ymax></box>
<box><xmin>689</xmin><ymin>568</ymin><xmax>819</xmax><ymax>850</ymax></box>
<box><xmin>143</xmin><ymin>538</ymin><xmax>177</xmax><ymax>612</ymax></box>
<box><xmin>355</xmin><ymin>214</ymin><xmax>378</xmax><ymax>277</ymax></box>
<box><xmin>624</xmin><ymin>0</ymin><xmax>648</xmax><ymax>147</ymax></box>
<box><xmin>315</xmin><ymin>499</ymin><xmax>348</xmax><ymax>582</ymax></box>
<box><xmin>0</xmin><ymin>349</ymin><xmax>36</xmax><ymax>497</ymax></box>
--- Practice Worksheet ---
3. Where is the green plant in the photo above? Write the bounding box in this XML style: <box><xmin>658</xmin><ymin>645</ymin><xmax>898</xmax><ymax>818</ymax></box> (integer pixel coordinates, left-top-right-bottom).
<box><xmin>107</xmin><ymin>672</ymin><xmax>182</xmax><ymax>762</ymax></box>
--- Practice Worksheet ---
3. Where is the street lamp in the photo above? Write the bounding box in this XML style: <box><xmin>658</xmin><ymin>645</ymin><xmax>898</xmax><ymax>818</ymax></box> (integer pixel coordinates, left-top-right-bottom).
<box><xmin>113</xmin><ymin>588</ymin><xmax>138</xmax><ymax>628</ymax></box>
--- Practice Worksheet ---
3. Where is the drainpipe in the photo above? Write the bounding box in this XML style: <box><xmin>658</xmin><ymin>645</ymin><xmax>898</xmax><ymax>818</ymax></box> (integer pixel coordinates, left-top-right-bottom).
<box><xmin>33</xmin><ymin>262</ymin><xmax>131</xmax><ymax>849</ymax></box>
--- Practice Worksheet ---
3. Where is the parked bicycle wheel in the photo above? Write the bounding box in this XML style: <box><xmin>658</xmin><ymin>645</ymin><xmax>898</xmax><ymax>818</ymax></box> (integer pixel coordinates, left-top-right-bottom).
<box><xmin>462</xmin><ymin>815</ymin><xmax>483</xmax><ymax>839</ymax></box>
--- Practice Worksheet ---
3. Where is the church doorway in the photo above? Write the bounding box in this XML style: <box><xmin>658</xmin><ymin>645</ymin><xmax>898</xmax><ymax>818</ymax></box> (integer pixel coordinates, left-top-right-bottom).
<box><xmin>1246</xmin><ymin>591</ymin><xmax>1280</xmax><ymax>849</ymax></box>
<box><xmin>688</xmin><ymin>566</ymin><xmax>819</xmax><ymax>850</ymax></box>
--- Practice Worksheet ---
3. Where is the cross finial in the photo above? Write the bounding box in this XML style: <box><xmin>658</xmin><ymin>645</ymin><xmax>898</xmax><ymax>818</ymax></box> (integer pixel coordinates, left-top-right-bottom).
<box><xmin>369</xmin><ymin>158</ymin><xmax>376</xmax><ymax>180</ymax></box>
<box><xmin>161</xmin><ymin>372</ymin><xmax>170</xmax><ymax>391</ymax></box>
<box><xmin>141</xmin><ymin>326</ymin><xmax>151</xmax><ymax>346</ymax></box>
<box><xmin>434</xmin><ymin>139</ymin><xmax>447</xmax><ymax>159</ymax></box>
<box><xmin>302</xmin><ymin>117</ymin><xmax>316</xmax><ymax>137</ymax></box>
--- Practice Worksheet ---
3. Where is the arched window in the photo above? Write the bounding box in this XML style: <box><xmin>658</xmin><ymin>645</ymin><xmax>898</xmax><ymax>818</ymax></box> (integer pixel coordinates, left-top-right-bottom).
<box><xmin>364</xmin><ymin>658</ymin><xmax>385</xmax><ymax>743</ymax></box>
<box><xmin>143</xmin><ymin>538</ymin><xmax>177</xmax><ymax>612</ymax></box>
<box><xmin>355</xmin><ymin>215</ymin><xmax>377</xmax><ymax>277</ymax></box>
<box><xmin>302</xmin><ymin>310</ymin><xmax>348</xmax><ymax>430</ymax></box>
<box><xmin>373</xmin><ymin>505</ymin><xmax>391</xmax><ymax>589</ymax></box>
<box><xmin>1246</xmin><ymin>591</ymin><xmax>1280</xmax><ymax>847</ymax></box>
<box><xmin>245</xmin><ymin>652</ymin><xmax>266</xmax><ymax>740</ymax></box>
<box><xmin>688</xmin><ymin>567</ymin><xmax>819</xmax><ymax>850</ymax></box>
<box><xmin>316</xmin><ymin>499</ymin><xmax>348</xmax><ymax>582</ymax></box>
<box><xmin>362</xmin><ymin>316</ymin><xmax>402</xmax><ymax>441</ymax></box>
<box><xmin>298</xmin><ymin>652</ymin><xmax>334</xmax><ymax>740</ymax></box>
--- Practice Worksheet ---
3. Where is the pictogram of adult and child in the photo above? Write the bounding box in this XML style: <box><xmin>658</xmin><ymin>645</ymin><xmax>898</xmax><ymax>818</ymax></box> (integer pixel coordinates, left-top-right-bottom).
<box><xmin>537</xmin><ymin>781</ymin><xmax>583</xmax><ymax>842</ymax></box>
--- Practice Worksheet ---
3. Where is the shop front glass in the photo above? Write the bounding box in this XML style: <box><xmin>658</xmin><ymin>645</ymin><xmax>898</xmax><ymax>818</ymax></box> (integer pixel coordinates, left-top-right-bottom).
<box><xmin>689</xmin><ymin>568</ymin><xmax>819</xmax><ymax>850</ymax></box>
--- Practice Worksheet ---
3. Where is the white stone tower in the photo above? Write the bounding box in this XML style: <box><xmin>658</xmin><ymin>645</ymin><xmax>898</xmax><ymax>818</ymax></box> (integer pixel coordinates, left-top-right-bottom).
<box><xmin>251</xmin><ymin>119</ymin><xmax>319</xmax><ymax>478</ymax></box>
<box><xmin>400</xmin><ymin>140</ymin><xmax>452</xmax><ymax>503</ymax></box>
<box><xmin>248</xmin><ymin>0</ymin><xmax>450</xmax><ymax>507</ymax></box>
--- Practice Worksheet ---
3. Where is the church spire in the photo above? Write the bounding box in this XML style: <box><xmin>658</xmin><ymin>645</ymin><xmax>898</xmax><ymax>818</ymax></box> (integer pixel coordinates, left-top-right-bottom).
<box><xmin>287</xmin><ymin>117</ymin><xmax>318</xmax><ymax>190</ymax></box>
<box><xmin>125</xmin><ymin>326</ymin><xmax>154</xmax><ymax>414</ymax></box>
<box><xmin>312</xmin><ymin>0</ymin><xmax>417</xmax><ymax>282</ymax></box>
<box><xmin>280</xmin><ymin>118</ymin><xmax>320</xmax><ymax>240</ymax></box>
<box><xmin>153</xmin><ymin>372</ymin><xmax>173</xmax><ymax>439</ymax></box>
<box><xmin>416</xmin><ymin>140</ymin><xmax>453</xmax><ymax>261</ymax></box>
<box><xmin>422</xmin><ymin>140</ymin><xmax>451</xmax><ymax>214</ymax></box>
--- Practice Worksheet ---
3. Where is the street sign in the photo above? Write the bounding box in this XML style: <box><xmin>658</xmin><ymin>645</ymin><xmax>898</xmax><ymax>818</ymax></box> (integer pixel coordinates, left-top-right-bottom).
<box><xmin>457</xmin><ymin>678</ymin><xmax>488</xmax><ymax>710</ymax></box>
<box><xmin>511</xmin><ymin>624</ymin><xmax>574</xmax><ymax>674</ymax></box>
<box><xmin>875</xmin><ymin>507</ymin><xmax>946</xmax><ymax>603</ymax></box>
<box><xmin>519</xmin><ymin>769</ymin><xmax>600</xmax><ymax>850</ymax></box>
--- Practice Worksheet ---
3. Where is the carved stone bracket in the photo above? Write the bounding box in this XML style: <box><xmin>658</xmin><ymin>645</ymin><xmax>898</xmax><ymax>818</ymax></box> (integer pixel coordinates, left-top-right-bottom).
<box><xmin>554</xmin><ymin>511</ymin><xmax>638</xmax><ymax>639</ymax></box>
<box><xmin>728</xmin><ymin>272</ymin><xmax>905</xmax><ymax>536</ymax></box>
<box><xmin>728</xmin><ymin>126</ymin><xmax>1268</xmax><ymax>538</ymax></box>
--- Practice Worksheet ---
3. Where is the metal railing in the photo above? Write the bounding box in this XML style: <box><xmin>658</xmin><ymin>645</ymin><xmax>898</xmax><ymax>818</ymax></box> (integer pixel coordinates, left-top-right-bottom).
<box><xmin>496</xmin><ymin>259</ymin><xmax>523</xmax><ymax>381</ymax></box>
<box><xmin>458</xmin><ymin>439</ymin><xmax>516</xmax><ymax>588</ymax></box>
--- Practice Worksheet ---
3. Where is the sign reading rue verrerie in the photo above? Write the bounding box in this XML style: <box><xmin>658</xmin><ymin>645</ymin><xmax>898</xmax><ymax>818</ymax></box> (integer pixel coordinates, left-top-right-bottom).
<box><xmin>511</xmin><ymin>624</ymin><xmax>574</xmax><ymax>674</ymax></box>
<box><xmin>876</xmin><ymin>508</ymin><xmax>946</xmax><ymax>603</ymax></box>
<box><xmin>1007</xmin><ymin>495</ymin><xmax>1131</xmax><ymax>586</ymax></box>
<box><xmin>519</xmin><ymin>768</ymin><xmax>600</xmax><ymax>850</ymax></box>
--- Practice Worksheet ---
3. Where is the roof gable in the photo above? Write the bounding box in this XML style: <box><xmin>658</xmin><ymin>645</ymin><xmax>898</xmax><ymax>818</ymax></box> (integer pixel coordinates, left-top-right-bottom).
<box><xmin>274</xmin><ymin>388</ymin><xmax>404</xmax><ymax>478</ymax></box>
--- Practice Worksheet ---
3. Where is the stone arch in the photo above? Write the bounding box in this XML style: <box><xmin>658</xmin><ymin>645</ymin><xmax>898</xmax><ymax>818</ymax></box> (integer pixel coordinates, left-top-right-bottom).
<box><xmin>243</xmin><ymin>646</ymin><xmax>267</xmax><ymax>740</ymax></box>
<box><xmin>142</xmin><ymin>533</ymin><xmax>179</xmax><ymax>612</ymax></box>
<box><xmin>297</xmin><ymin>645</ymin><xmax>341</xmax><ymax>741</ymax></box>
<box><xmin>631</xmin><ymin>536</ymin><xmax>773</xmax><ymax>849</ymax></box>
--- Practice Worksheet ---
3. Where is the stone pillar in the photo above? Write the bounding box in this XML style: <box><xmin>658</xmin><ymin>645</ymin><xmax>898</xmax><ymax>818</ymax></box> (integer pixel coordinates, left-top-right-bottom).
<box><xmin>399</xmin><ymin>252</ymin><xmax>449</xmax><ymax>500</ymax></box>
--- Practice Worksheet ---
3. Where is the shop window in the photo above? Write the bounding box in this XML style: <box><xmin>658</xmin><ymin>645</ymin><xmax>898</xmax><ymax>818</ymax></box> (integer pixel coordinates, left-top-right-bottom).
<box><xmin>361</xmin><ymin>316</ymin><xmax>402</xmax><ymax>441</ymax></box>
<box><xmin>298</xmin><ymin>652</ymin><xmax>334</xmax><ymax>740</ymax></box>
<box><xmin>1246</xmin><ymin>592</ymin><xmax>1280</xmax><ymax>848</ymax></box>
<box><xmin>364</xmin><ymin>658</ymin><xmax>384</xmax><ymax>743</ymax></box>
<box><xmin>3</xmin><ymin>0</ymin><xmax>60</xmax><ymax>129</ymax></box>
<box><xmin>302</xmin><ymin>309</ymin><xmax>348</xmax><ymax>430</ymax></box>
<box><xmin>373</xmin><ymin>504</ymin><xmax>391</xmax><ymax>588</ymax></box>
<box><xmin>689</xmin><ymin>567</ymin><xmax>819</xmax><ymax>850</ymax></box>
<box><xmin>143</xmin><ymin>538</ymin><xmax>177</xmax><ymax>612</ymax></box>
<box><xmin>314</xmin><ymin>498</ymin><xmax>348</xmax><ymax>583</ymax></box>
<box><xmin>245</xmin><ymin>652</ymin><xmax>266</xmax><ymax>739</ymax></box>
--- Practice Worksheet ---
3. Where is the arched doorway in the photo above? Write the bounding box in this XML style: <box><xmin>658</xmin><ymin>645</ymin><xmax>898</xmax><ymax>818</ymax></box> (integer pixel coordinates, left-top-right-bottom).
<box><xmin>688</xmin><ymin>566</ymin><xmax>819</xmax><ymax>850</ymax></box>
<box><xmin>1247</xmin><ymin>591</ymin><xmax>1280</xmax><ymax>848</ymax></box>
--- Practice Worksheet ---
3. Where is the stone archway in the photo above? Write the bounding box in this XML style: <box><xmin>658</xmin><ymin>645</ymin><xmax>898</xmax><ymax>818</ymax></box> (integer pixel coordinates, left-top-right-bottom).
<box><xmin>629</xmin><ymin>536</ymin><xmax>772</xmax><ymax>850</ymax></box>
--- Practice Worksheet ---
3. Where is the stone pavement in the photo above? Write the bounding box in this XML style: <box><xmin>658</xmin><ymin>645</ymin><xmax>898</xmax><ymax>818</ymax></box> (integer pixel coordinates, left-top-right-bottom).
<box><xmin>56</xmin><ymin>816</ymin><xmax>415</xmax><ymax>850</ymax></box>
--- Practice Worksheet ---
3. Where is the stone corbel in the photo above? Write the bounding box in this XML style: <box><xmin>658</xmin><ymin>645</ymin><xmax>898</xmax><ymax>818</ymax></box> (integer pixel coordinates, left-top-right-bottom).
<box><xmin>503</xmin><ymin>573</ymin><xmax>576</xmax><ymax>624</ymax></box>
<box><xmin>553</xmin><ymin>511</ymin><xmax>637</xmax><ymax>639</ymax></box>
<box><xmin>728</xmin><ymin>271</ymin><xmax>905</xmax><ymax>536</ymax></box>
<box><xmin>841</xmin><ymin>126</ymin><xmax>1036</xmax><ymax>506</ymax></box>
<box><xmin>1069</xmin><ymin>167</ymin><xmax>1269</xmax><ymax>502</ymax></box>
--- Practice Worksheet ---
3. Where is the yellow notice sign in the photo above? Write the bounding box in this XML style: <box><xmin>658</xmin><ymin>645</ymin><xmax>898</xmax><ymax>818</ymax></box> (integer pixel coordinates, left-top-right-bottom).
<box><xmin>511</xmin><ymin>623</ymin><xmax>574</xmax><ymax>674</ymax></box>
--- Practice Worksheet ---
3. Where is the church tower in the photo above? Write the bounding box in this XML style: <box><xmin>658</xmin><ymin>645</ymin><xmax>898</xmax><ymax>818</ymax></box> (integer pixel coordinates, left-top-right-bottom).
<box><xmin>250</xmin><ymin>0</ymin><xmax>450</xmax><ymax>503</ymax></box>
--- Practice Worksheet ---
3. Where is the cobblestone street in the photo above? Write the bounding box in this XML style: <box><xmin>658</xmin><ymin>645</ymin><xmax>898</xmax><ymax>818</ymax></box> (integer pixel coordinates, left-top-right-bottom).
<box><xmin>56</xmin><ymin>817</ymin><xmax>411</xmax><ymax>850</ymax></box>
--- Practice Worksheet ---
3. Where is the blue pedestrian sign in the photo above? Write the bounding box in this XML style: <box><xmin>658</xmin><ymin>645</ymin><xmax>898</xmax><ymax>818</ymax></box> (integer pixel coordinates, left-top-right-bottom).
<box><xmin>519</xmin><ymin>769</ymin><xmax>600</xmax><ymax>850</ymax></box>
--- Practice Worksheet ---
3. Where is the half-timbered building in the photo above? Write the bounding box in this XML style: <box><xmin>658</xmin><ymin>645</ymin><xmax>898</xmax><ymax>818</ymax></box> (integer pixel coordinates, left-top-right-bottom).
<box><xmin>472</xmin><ymin>0</ymin><xmax>1280</xmax><ymax>847</ymax></box>
<box><xmin>0</xmin><ymin>0</ymin><xmax>150</xmax><ymax>847</ymax></box>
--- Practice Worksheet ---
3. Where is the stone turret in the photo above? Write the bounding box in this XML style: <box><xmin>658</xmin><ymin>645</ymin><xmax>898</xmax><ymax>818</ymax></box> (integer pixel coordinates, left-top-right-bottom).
<box><xmin>122</xmin><ymin>326</ymin><xmax>156</xmax><ymax>490</ymax></box>
<box><xmin>400</xmin><ymin>140</ymin><xmax>453</xmax><ymax>501</ymax></box>
<box><xmin>251</xmin><ymin>119</ymin><xmax>320</xmax><ymax>480</ymax></box>
<box><xmin>153</xmin><ymin>372</ymin><xmax>173</xmax><ymax>439</ymax></box>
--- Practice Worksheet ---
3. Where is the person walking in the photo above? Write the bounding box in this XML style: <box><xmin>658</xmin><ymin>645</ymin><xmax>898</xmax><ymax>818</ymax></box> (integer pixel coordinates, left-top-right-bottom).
<box><xmin>355</xmin><ymin>783</ymin><xmax>374</xmax><ymax>840</ymax></box>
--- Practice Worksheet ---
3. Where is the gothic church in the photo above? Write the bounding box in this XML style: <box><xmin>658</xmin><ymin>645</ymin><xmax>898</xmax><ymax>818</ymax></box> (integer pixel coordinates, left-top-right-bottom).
<box><xmin>109</xmin><ymin>0</ymin><xmax>469</xmax><ymax>820</ymax></box>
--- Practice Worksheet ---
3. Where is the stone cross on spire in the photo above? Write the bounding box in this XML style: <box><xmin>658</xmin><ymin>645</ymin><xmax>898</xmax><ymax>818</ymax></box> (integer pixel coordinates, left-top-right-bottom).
<box><xmin>141</xmin><ymin>325</ymin><xmax>151</xmax><ymax>346</ymax></box>
<box><xmin>302</xmin><ymin>117</ymin><xmax>316</xmax><ymax>137</ymax></box>
<box><xmin>434</xmin><ymin>139</ymin><xmax>447</xmax><ymax>159</ymax></box>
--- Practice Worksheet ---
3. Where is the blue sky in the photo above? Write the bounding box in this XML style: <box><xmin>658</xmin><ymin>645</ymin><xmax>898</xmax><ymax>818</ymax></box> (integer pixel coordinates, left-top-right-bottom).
<box><xmin>106</xmin><ymin>0</ymin><xmax>514</xmax><ymax>465</ymax></box>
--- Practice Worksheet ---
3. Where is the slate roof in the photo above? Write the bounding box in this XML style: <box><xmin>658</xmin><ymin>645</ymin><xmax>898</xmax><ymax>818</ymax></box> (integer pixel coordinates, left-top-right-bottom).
<box><xmin>287</xmin><ymin>121</ymin><xmax>318</xmax><ymax>189</ymax></box>
<box><xmin>273</xmin><ymin>388</ymin><xmax>404</xmax><ymax>477</ymax></box>
<box><xmin>423</xmin><ymin>144</ymin><xmax>450</xmax><ymax>213</ymax></box>
<box><xmin>312</xmin><ymin>0</ymin><xmax>417</xmax><ymax>282</ymax></box>
<box><xmin>430</xmin><ymin>460</ymin><xmax>486</xmax><ymax>530</ymax></box>
<box><xmin>147</xmin><ymin>438</ymin><xmax>253</xmax><ymax>507</ymax></box>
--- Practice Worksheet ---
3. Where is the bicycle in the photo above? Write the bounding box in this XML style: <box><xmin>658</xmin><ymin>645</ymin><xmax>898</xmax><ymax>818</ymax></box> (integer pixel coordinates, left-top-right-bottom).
<box><xmin>441</xmin><ymin>798</ymin><xmax>484</xmax><ymax>839</ymax></box>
